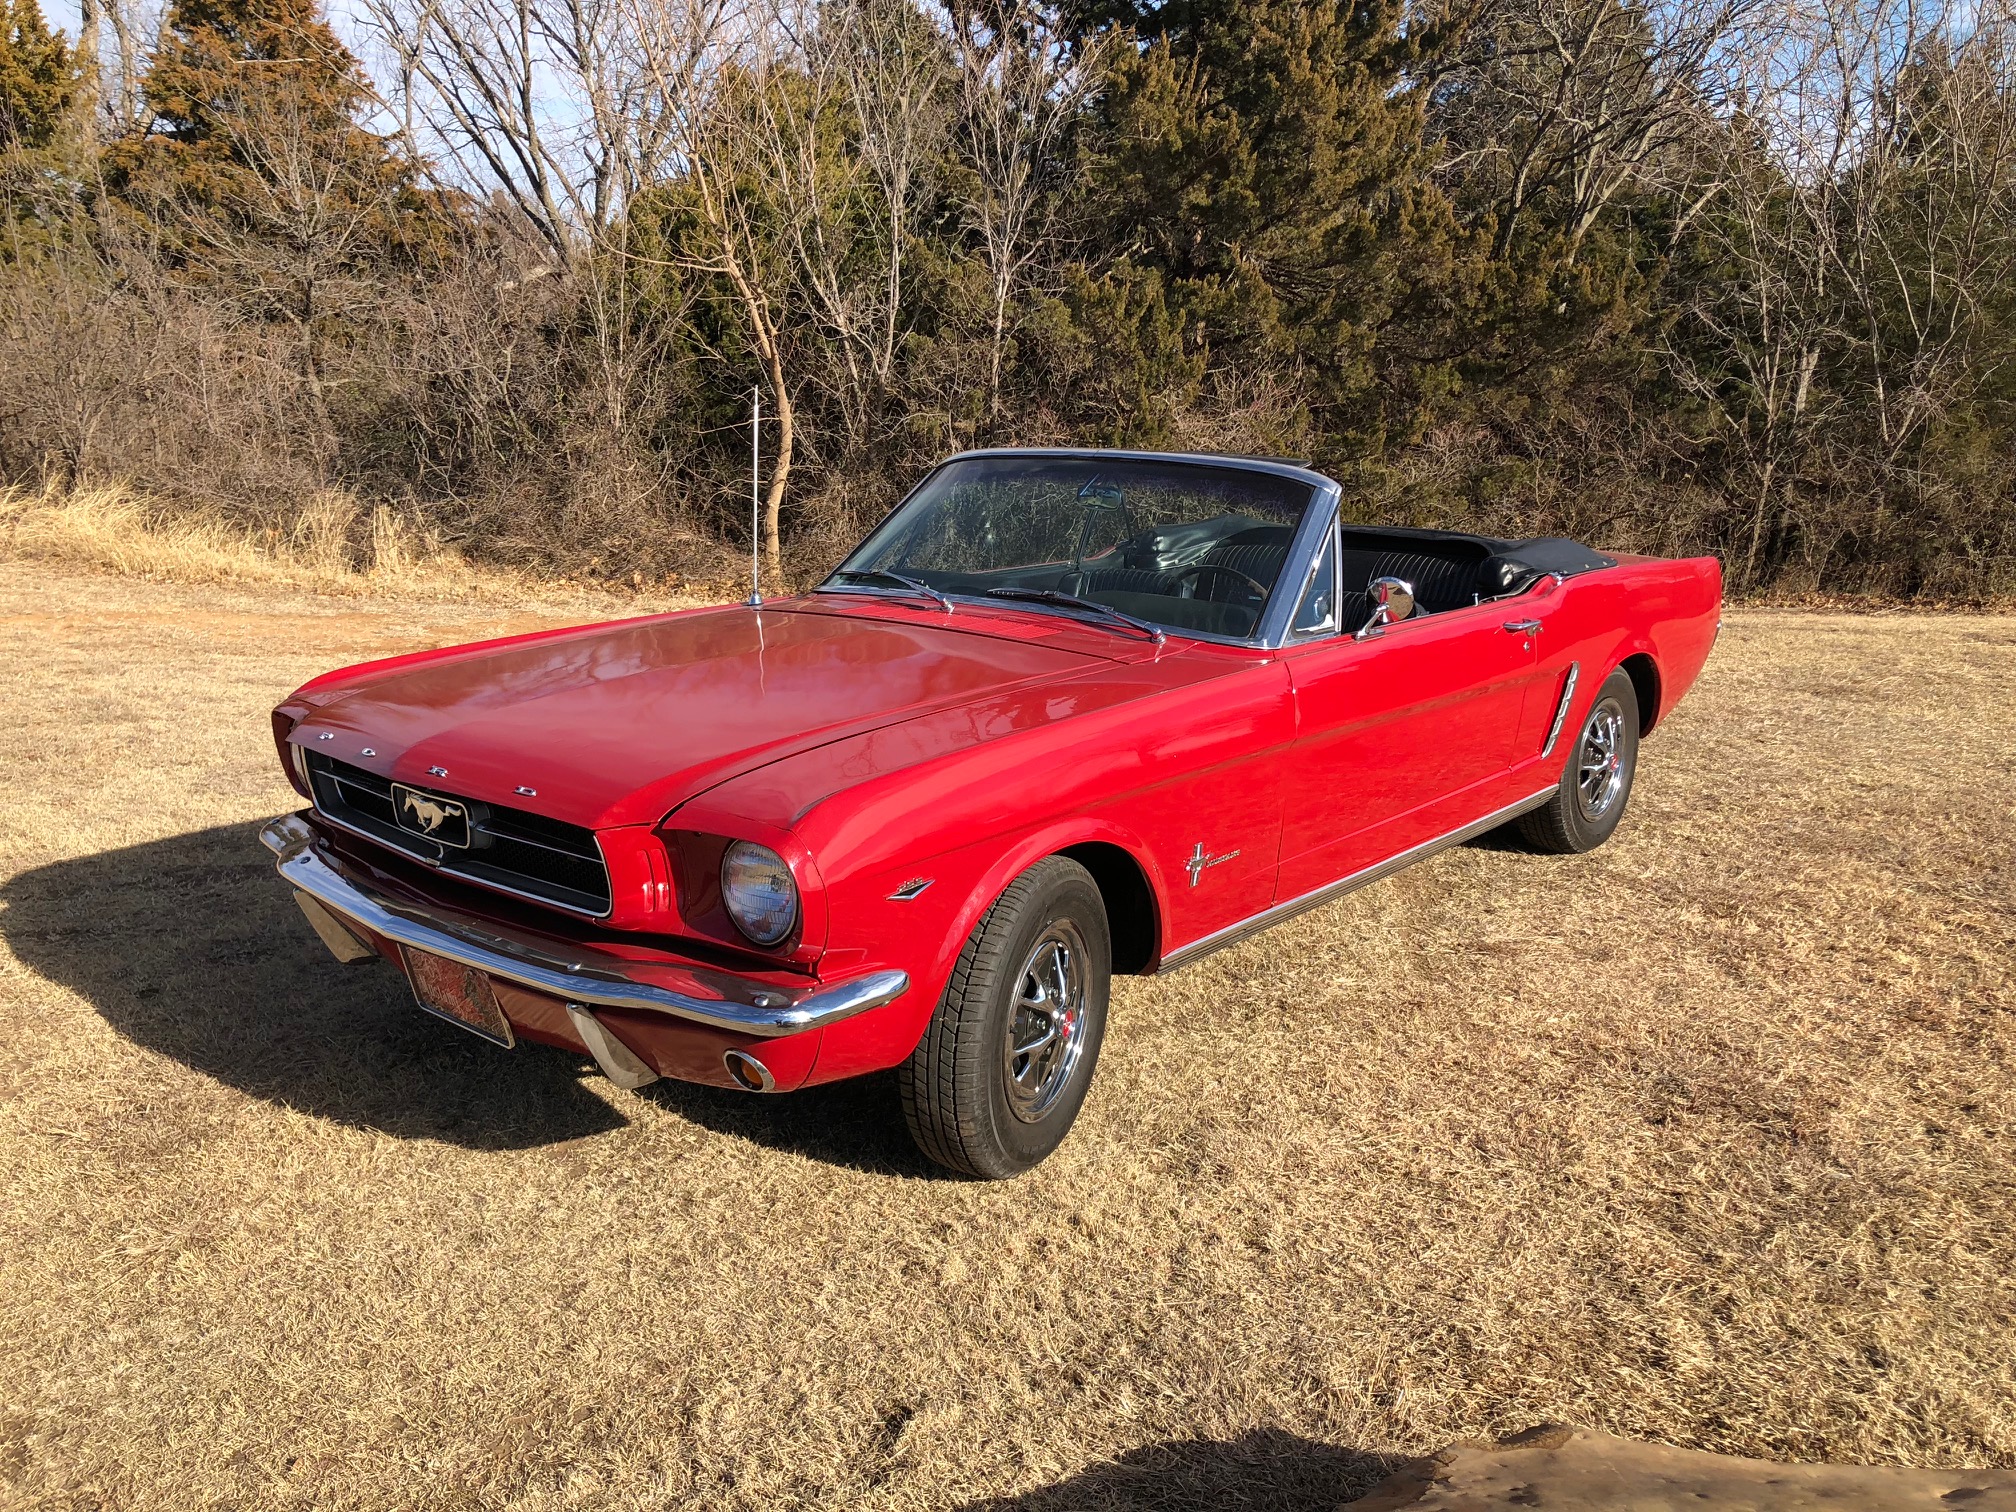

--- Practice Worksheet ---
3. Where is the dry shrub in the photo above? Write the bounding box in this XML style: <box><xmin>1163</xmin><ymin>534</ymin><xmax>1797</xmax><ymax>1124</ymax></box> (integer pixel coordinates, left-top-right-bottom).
<box><xmin>0</xmin><ymin>264</ymin><xmax>332</xmax><ymax>511</ymax></box>
<box><xmin>1379</xmin><ymin>421</ymin><xmax>1729</xmax><ymax>559</ymax></box>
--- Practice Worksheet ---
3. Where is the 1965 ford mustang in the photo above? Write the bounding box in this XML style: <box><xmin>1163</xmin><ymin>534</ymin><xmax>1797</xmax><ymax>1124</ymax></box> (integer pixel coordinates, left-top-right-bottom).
<box><xmin>263</xmin><ymin>450</ymin><xmax>1722</xmax><ymax>1176</ymax></box>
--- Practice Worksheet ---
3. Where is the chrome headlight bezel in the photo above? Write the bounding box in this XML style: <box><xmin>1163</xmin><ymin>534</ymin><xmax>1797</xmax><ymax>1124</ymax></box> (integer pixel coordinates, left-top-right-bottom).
<box><xmin>720</xmin><ymin>840</ymin><xmax>799</xmax><ymax>946</ymax></box>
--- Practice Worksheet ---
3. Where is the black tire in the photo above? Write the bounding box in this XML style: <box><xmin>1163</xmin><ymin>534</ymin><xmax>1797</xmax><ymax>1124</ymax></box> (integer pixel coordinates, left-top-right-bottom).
<box><xmin>1515</xmin><ymin>666</ymin><xmax>1641</xmax><ymax>854</ymax></box>
<box><xmin>898</xmin><ymin>857</ymin><xmax>1111</xmax><ymax>1179</ymax></box>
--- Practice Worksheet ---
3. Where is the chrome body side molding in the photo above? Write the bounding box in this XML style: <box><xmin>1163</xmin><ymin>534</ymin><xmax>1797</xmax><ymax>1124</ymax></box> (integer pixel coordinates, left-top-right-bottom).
<box><xmin>1541</xmin><ymin>661</ymin><xmax>1581</xmax><ymax>759</ymax></box>
<box><xmin>259</xmin><ymin>813</ymin><xmax>908</xmax><ymax>1038</ymax></box>
<box><xmin>1157</xmin><ymin>786</ymin><xmax>1559</xmax><ymax>973</ymax></box>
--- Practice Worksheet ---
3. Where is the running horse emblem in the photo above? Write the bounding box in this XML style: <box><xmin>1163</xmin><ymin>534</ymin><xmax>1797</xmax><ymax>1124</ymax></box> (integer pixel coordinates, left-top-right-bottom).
<box><xmin>400</xmin><ymin>791</ymin><xmax>463</xmax><ymax>836</ymax></box>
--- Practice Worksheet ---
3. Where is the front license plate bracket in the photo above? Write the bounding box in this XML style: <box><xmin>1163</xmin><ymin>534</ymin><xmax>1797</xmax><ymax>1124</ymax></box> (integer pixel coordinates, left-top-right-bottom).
<box><xmin>401</xmin><ymin>946</ymin><xmax>515</xmax><ymax>1048</ymax></box>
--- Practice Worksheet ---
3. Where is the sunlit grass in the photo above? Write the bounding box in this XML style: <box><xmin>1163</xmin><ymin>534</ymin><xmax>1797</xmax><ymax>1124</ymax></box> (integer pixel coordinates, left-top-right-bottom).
<box><xmin>0</xmin><ymin>564</ymin><xmax>2011</xmax><ymax>1509</ymax></box>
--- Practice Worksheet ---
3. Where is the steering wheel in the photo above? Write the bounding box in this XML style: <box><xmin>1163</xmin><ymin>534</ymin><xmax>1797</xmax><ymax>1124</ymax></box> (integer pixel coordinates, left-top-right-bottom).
<box><xmin>1172</xmin><ymin>562</ymin><xmax>1269</xmax><ymax>603</ymax></box>
<box><xmin>1071</xmin><ymin>483</ymin><xmax>1134</xmax><ymax>577</ymax></box>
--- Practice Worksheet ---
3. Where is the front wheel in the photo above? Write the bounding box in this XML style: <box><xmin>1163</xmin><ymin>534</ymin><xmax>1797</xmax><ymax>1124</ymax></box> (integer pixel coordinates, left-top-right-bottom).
<box><xmin>899</xmin><ymin>857</ymin><xmax>1111</xmax><ymax>1178</ymax></box>
<box><xmin>1515</xmin><ymin>666</ymin><xmax>1640</xmax><ymax>854</ymax></box>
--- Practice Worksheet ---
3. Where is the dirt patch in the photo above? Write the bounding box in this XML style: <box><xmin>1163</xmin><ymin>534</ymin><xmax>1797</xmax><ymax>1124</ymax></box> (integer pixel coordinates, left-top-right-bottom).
<box><xmin>1357</xmin><ymin>1426</ymin><xmax>2016</xmax><ymax>1509</ymax></box>
<box><xmin>1</xmin><ymin>564</ymin><xmax>2012</xmax><ymax>1510</ymax></box>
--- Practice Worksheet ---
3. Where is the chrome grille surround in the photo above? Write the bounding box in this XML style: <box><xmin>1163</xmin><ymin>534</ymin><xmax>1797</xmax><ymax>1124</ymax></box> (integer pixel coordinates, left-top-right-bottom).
<box><xmin>303</xmin><ymin>751</ymin><xmax>613</xmax><ymax>917</ymax></box>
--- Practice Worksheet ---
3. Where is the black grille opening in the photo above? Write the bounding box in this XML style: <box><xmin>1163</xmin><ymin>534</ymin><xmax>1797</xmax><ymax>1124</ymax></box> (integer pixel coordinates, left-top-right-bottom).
<box><xmin>304</xmin><ymin>751</ymin><xmax>612</xmax><ymax>915</ymax></box>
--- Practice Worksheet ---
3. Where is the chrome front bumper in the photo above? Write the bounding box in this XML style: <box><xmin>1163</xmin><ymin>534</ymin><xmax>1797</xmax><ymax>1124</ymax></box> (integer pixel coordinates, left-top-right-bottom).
<box><xmin>259</xmin><ymin>813</ymin><xmax>908</xmax><ymax>1039</ymax></box>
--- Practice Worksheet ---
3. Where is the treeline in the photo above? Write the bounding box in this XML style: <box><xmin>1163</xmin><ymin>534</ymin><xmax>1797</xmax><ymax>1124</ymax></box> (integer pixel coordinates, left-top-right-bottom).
<box><xmin>3</xmin><ymin>0</ymin><xmax>2016</xmax><ymax>595</ymax></box>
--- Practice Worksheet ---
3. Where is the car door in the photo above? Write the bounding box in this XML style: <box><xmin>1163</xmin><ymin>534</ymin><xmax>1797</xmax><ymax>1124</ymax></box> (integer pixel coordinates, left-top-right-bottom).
<box><xmin>1274</xmin><ymin>573</ymin><xmax>1542</xmax><ymax>903</ymax></box>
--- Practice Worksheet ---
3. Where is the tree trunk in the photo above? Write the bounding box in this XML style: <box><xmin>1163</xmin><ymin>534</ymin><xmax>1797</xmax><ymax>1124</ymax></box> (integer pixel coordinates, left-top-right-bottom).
<box><xmin>988</xmin><ymin>280</ymin><xmax>1007</xmax><ymax>431</ymax></box>
<box><xmin>70</xmin><ymin>0</ymin><xmax>103</xmax><ymax>146</ymax></box>
<box><xmin>1742</xmin><ymin>456</ymin><xmax>1776</xmax><ymax>590</ymax></box>
<box><xmin>762</xmin><ymin>354</ymin><xmax>792</xmax><ymax>582</ymax></box>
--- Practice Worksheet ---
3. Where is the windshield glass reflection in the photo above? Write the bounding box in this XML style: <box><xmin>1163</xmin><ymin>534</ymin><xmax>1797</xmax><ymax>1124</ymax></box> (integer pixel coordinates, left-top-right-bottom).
<box><xmin>829</xmin><ymin>456</ymin><xmax>1317</xmax><ymax>641</ymax></box>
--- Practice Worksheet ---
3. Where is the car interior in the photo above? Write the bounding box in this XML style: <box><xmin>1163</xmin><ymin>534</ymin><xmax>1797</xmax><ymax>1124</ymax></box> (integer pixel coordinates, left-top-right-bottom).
<box><xmin>1048</xmin><ymin>520</ymin><xmax>1616</xmax><ymax>639</ymax></box>
<box><xmin>845</xmin><ymin>461</ymin><xmax>1615</xmax><ymax>641</ymax></box>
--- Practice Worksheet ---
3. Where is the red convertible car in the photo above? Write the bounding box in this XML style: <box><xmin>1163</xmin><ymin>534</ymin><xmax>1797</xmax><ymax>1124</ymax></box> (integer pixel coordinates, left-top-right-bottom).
<box><xmin>262</xmin><ymin>450</ymin><xmax>1721</xmax><ymax>1176</ymax></box>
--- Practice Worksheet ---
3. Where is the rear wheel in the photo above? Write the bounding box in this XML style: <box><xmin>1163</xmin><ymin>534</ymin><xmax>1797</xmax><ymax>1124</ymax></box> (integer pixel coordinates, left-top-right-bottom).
<box><xmin>1515</xmin><ymin>666</ymin><xmax>1640</xmax><ymax>854</ymax></box>
<box><xmin>899</xmin><ymin>857</ymin><xmax>1110</xmax><ymax>1179</ymax></box>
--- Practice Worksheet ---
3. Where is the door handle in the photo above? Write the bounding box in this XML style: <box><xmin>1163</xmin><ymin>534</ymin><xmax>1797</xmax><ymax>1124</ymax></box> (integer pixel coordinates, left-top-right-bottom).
<box><xmin>1502</xmin><ymin>619</ymin><xmax>1542</xmax><ymax>635</ymax></box>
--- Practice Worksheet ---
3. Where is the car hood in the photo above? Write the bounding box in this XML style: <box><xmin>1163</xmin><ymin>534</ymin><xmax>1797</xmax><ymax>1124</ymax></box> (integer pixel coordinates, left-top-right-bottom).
<box><xmin>287</xmin><ymin>603</ymin><xmax>1112</xmax><ymax>830</ymax></box>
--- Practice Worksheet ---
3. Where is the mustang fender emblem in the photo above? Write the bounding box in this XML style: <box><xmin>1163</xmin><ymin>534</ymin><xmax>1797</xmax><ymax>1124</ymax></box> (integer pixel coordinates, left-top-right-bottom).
<box><xmin>1185</xmin><ymin>843</ymin><xmax>1240</xmax><ymax>887</ymax></box>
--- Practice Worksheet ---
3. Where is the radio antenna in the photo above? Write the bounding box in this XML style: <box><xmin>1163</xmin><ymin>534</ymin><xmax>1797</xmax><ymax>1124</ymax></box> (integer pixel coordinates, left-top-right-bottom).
<box><xmin>746</xmin><ymin>383</ymin><xmax>763</xmax><ymax>608</ymax></box>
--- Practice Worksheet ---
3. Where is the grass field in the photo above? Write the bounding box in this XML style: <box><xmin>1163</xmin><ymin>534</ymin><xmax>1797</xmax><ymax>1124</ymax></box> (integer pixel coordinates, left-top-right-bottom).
<box><xmin>1</xmin><ymin>560</ymin><xmax>2012</xmax><ymax>1511</ymax></box>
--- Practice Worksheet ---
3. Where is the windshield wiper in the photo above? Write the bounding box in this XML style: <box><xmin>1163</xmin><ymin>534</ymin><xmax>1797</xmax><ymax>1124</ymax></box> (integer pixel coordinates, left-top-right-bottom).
<box><xmin>821</xmin><ymin>569</ymin><xmax>952</xmax><ymax>613</ymax></box>
<box><xmin>983</xmin><ymin>588</ymin><xmax>1166</xmax><ymax>644</ymax></box>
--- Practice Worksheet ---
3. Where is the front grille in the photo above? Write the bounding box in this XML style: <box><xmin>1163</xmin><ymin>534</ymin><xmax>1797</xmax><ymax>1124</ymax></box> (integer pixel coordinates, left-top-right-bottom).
<box><xmin>305</xmin><ymin>752</ymin><xmax>612</xmax><ymax>915</ymax></box>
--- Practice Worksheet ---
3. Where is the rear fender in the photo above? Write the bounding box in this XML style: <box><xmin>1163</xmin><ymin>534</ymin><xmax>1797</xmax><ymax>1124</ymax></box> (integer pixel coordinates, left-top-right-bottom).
<box><xmin>1612</xmin><ymin>556</ymin><xmax>1722</xmax><ymax>733</ymax></box>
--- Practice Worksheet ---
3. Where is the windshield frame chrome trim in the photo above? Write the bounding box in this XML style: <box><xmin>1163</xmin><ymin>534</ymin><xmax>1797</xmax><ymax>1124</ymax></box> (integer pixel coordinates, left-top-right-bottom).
<box><xmin>931</xmin><ymin>446</ymin><xmax>1338</xmax><ymax>492</ymax></box>
<box><xmin>1254</xmin><ymin>485</ymin><xmax>1342</xmax><ymax>648</ymax></box>
<box><xmin>1286</xmin><ymin>510</ymin><xmax>1344</xmax><ymax>639</ymax></box>
<box><xmin>821</xmin><ymin>449</ymin><xmax>1345</xmax><ymax>653</ymax></box>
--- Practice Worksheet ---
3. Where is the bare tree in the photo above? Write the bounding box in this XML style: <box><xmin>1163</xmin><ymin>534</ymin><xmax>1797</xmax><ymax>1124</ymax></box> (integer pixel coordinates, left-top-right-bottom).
<box><xmin>86</xmin><ymin>0</ymin><xmax>160</xmax><ymax>137</ymax></box>
<box><xmin>358</xmin><ymin>0</ymin><xmax>724</xmax><ymax>264</ymax></box>
<box><xmin>617</xmin><ymin>0</ymin><xmax>801</xmax><ymax>573</ymax></box>
<box><xmin>738</xmin><ymin>2</ymin><xmax>886</xmax><ymax>457</ymax></box>
<box><xmin>945</xmin><ymin>0</ymin><xmax>1097</xmax><ymax>425</ymax></box>
<box><xmin>1433</xmin><ymin>0</ymin><xmax>1763</xmax><ymax>258</ymax></box>
<box><xmin>1655</xmin><ymin>0</ymin><xmax>2016</xmax><ymax>586</ymax></box>
<box><xmin>619</xmin><ymin>0</ymin><xmax>955</xmax><ymax>574</ymax></box>
<box><xmin>826</xmin><ymin>0</ymin><xmax>947</xmax><ymax>390</ymax></box>
<box><xmin>1834</xmin><ymin>12</ymin><xmax>2016</xmax><ymax>467</ymax></box>
<box><xmin>194</xmin><ymin>90</ymin><xmax>415</xmax><ymax>428</ymax></box>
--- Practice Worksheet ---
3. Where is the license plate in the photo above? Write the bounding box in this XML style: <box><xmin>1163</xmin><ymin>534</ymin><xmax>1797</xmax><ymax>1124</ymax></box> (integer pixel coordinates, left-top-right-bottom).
<box><xmin>401</xmin><ymin>947</ymin><xmax>514</xmax><ymax>1047</ymax></box>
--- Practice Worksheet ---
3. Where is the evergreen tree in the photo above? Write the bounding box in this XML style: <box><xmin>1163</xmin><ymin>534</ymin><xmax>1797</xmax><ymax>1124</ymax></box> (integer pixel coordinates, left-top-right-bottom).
<box><xmin>1063</xmin><ymin>0</ymin><xmax>1481</xmax><ymax>462</ymax></box>
<box><xmin>127</xmin><ymin>0</ymin><xmax>371</xmax><ymax>163</ymax></box>
<box><xmin>105</xmin><ymin>0</ymin><xmax>451</xmax><ymax>408</ymax></box>
<box><xmin>0</xmin><ymin>0</ymin><xmax>73</xmax><ymax>152</ymax></box>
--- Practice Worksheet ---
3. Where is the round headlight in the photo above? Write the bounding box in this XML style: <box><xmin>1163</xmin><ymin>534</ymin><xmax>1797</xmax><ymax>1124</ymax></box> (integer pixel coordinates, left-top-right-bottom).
<box><xmin>720</xmin><ymin>841</ymin><xmax>798</xmax><ymax>946</ymax></box>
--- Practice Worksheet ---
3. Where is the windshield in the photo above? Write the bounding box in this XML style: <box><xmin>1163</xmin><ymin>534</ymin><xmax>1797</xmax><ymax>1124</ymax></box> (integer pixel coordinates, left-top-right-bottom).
<box><xmin>828</xmin><ymin>456</ymin><xmax>1318</xmax><ymax>640</ymax></box>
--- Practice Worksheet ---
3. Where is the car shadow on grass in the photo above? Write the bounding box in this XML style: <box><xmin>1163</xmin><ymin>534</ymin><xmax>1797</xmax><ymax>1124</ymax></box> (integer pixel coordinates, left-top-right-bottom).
<box><xmin>1</xmin><ymin>819</ymin><xmax>628</xmax><ymax>1149</ymax></box>
<box><xmin>954</xmin><ymin>1428</ymin><xmax>1406</xmax><ymax>1510</ymax></box>
<box><xmin>3</xmin><ymin>819</ymin><xmax>946</xmax><ymax>1170</ymax></box>
<box><xmin>636</xmin><ymin>1069</ymin><xmax>936</xmax><ymax>1179</ymax></box>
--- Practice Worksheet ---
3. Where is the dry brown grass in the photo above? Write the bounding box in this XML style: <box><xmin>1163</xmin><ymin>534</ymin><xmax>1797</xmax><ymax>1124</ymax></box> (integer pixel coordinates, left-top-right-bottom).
<box><xmin>0</xmin><ymin>561</ymin><xmax>2011</xmax><ymax>1511</ymax></box>
<box><xmin>0</xmin><ymin>485</ymin><xmax>726</xmax><ymax>608</ymax></box>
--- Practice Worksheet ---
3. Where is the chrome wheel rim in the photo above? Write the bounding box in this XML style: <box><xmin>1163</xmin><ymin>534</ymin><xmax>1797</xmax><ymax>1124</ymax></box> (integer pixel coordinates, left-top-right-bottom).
<box><xmin>1002</xmin><ymin>922</ymin><xmax>1089</xmax><ymax>1123</ymax></box>
<box><xmin>1576</xmin><ymin>696</ymin><xmax>1628</xmax><ymax>821</ymax></box>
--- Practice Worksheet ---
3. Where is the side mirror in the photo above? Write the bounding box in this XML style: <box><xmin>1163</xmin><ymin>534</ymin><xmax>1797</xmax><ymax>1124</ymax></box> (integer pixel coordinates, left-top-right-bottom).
<box><xmin>1356</xmin><ymin>576</ymin><xmax>1416</xmax><ymax>640</ymax></box>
